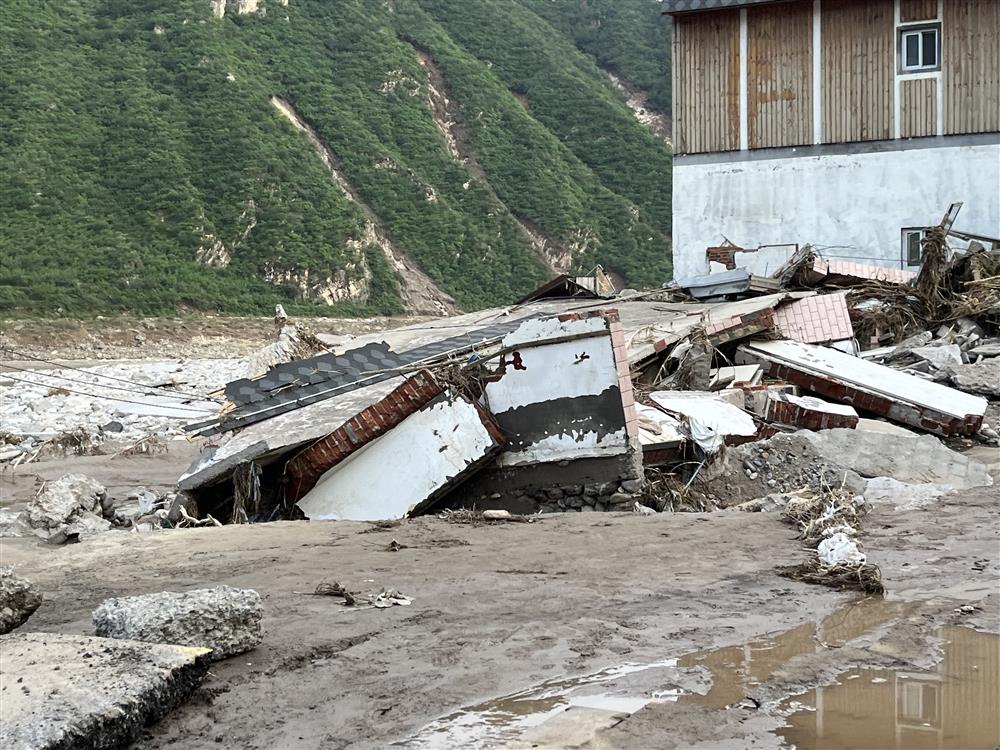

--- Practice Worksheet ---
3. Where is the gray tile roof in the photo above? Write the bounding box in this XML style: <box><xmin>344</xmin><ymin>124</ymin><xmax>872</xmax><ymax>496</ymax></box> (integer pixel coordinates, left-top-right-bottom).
<box><xmin>661</xmin><ymin>0</ymin><xmax>784</xmax><ymax>13</ymax></box>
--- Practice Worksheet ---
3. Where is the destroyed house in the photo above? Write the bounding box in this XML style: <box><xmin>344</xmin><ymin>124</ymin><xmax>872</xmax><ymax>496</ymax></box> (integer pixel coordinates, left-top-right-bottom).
<box><xmin>663</xmin><ymin>0</ymin><xmax>1000</xmax><ymax>280</ymax></box>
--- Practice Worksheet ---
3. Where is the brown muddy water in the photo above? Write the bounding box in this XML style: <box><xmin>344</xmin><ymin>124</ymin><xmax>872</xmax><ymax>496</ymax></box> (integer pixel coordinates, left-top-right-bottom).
<box><xmin>778</xmin><ymin>627</ymin><xmax>1000</xmax><ymax>750</ymax></box>
<box><xmin>402</xmin><ymin>598</ymin><xmax>1000</xmax><ymax>749</ymax></box>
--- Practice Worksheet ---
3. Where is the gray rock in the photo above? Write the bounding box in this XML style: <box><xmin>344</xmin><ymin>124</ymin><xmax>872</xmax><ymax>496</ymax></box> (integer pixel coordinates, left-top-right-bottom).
<box><xmin>619</xmin><ymin>479</ymin><xmax>643</xmax><ymax>494</ymax></box>
<box><xmin>581</xmin><ymin>505</ymin><xmax>596</xmax><ymax>512</ymax></box>
<box><xmin>93</xmin><ymin>586</ymin><xmax>262</xmax><ymax>661</ymax></box>
<box><xmin>0</xmin><ymin>567</ymin><xmax>42</xmax><ymax>634</ymax></box>
<box><xmin>563</xmin><ymin>485</ymin><xmax>584</xmax><ymax>497</ymax></box>
<box><xmin>609</xmin><ymin>492</ymin><xmax>633</xmax><ymax>506</ymax></box>
<box><xmin>546</xmin><ymin>488</ymin><xmax>564</xmax><ymax>500</ymax></box>
<box><xmin>594</xmin><ymin>502</ymin><xmax>608</xmax><ymax>512</ymax></box>
<box><xmin>0</xmin><ymin>509</ymin><xmax>30</xmax><ymax>538</ymax></box>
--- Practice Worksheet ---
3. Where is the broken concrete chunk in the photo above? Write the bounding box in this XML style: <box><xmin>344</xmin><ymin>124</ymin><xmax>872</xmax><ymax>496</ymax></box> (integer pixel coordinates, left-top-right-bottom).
<box><xmin>910</xmin><ymin>343</ymin><xmax>964</xmax><ymax>369</ymax></box>
<box><xmin>947</xmin><ymin>360</ymin><xmax>1000</xmax><ymax>398</ymax></box>
<box><xmin>0</xmin><ymin>632</ymin><xmax>210</xmax><ymax>750</ymax></box>
<box><xmin>763</xmin><ymin>391</ymin><xmax>858</xmax><ymax>431</ymax></box>
<box><xmin>799</xmin><ymin>428</ymin><xmax>993</xmax><ymax>490</ymax></box>
<box><xmin>27</xmin><ymin>474</ymin><xmax>105</xmax><ymax>528</ymax></box>
<box><xmin>92</xmin><ymin>586</ymin><xmax>262</xmax><ymax>661</ymax></box>
<box><xmin>0</xmin><ymin>567</ymin><xmax>42</xmax><ymax>634</ymax></box>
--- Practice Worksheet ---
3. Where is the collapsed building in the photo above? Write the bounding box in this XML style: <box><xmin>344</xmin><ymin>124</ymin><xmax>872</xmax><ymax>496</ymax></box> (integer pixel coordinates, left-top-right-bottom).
<box><xmin>174</xmin><ymin>218</ymin><xmax>998</xmax><ymax>525</ymax></box>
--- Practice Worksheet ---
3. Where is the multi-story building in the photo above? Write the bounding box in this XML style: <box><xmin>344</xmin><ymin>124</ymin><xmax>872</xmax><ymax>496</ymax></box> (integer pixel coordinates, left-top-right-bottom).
<box><xmin>662</xmin><ymin>0</ymin><xmax>999</xmax><ymax>279</ymax></box>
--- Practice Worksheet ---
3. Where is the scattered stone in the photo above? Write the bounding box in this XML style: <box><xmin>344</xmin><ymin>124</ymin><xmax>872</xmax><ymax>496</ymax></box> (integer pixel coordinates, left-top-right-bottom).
<box><xmin>619</xmin><ymin>479</ymin><xmax>643</xmax><ymax>494</ymax></box>
<box><xmin>910</xmin><ymin>344</ymin><xmax>963</xmax><ymax>368</ymax></box>
<box><xmin>0</xmin><ymin>508</ymin><xmax>31</xmax><ymax>538</ymax></box>
<box><xmin>0</xmin><ymin>632</ymin><xmax>210</xmax><ymax>750</ymax></box>
<box><xmin>0</xmin><ymin>567</ymin><xmax>42</xmax><ymax>634</ymax></box>
<box><xmin>92</xmin><ymin>586</ymin><xmax>263</xmax><ymax>661</ymax></box>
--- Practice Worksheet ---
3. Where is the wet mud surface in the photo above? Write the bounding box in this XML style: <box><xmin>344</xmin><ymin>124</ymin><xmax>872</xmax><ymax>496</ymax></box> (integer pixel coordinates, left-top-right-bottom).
<box><xmin>2</xmin><ymin>450</ymin><xmax>997</xmax><ymax>749</ymax></box>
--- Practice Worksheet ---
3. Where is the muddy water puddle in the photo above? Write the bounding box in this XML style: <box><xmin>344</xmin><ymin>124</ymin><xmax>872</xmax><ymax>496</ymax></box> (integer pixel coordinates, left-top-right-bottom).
<box><xmin>778</xmin><ymin>626</ymin><xmax>1000</xmax><ymax>750</ymax></box>
<box><xmin>402</xmin><ymin>599</ymin><xmax>999</xmax><ymax>749</ymax></box>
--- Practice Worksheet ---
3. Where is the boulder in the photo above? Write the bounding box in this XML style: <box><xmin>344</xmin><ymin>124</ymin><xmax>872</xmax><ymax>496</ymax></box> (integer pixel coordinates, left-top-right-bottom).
<box><xmin>0</xmin><ymin>567</ymin><xmax>43</xmax><ymax>634</ymax></box>
<box><xmin>93</xmin><ymin>586</ymin><xmax>262</xmax><ymax>661</ymax></box>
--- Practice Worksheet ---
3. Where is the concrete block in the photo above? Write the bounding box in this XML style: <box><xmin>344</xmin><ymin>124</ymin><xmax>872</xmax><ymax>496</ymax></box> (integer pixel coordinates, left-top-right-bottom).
<box><xmin>93</xmin><ymin>586</ymin><xmax>262</xmax><ymax>661</ymax></box>
<box><xmin>0</xmin><ymin>567</ymin><xmax>42</xmax><ymax>634</ymax></box>
<box><xmin>0</xmin><ymin>633</ymin><xmax>210</xmax><ymax>750</ymax></box>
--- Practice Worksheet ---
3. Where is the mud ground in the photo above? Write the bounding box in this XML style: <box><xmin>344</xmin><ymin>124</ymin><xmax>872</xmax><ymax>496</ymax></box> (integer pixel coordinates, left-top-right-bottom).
<box><xmin>0</xmin><ymin>314</ymin><xmax>429</xmax><ymax>361</ymax></box>
<box><xmin>2</xmin><ymin>446</ymin><xmax>997</xmax><ymax>749</ymax></box>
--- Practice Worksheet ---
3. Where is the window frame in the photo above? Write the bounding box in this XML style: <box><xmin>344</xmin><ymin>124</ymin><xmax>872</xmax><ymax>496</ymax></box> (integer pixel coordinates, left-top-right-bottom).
<box><xmin>898</xmin><ymin>23</ymin><xmax>942</xmax><ymax>74</ymax></box>
<box><xmin>901</xmin><ymin>228</ymin><xmax>926</xmax><ymax>268</ymax></box>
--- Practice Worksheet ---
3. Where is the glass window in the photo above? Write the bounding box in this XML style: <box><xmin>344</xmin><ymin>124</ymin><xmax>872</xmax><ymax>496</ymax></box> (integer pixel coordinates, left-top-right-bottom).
<box><xmin>921</xmin><ymin>30</ymin><xmax>938</xmax><ymax>67</ymax></box>
<box><xmin>903</xmin><ymin>229</ymin><xmax>924</xmax><ymax>267</ymax></box>
<box><xmin>900</xmin><ymin>24</ymin><xmax>941</xmax><ymax>72</ymax></box>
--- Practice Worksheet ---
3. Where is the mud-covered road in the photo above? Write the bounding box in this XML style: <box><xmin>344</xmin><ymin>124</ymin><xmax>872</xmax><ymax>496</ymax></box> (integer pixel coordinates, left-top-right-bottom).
<box><xmin>2</xmin><ymin>449</ymin><xmax>997</xmax><ymax>749</ymax></box>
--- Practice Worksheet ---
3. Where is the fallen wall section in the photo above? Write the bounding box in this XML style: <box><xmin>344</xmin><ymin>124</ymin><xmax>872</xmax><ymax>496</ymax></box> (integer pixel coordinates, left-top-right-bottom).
<box><xmin>736</xmin><ymin>340</ymin><xmax>987</xmax><ymax>436</ymax></box>
<box><xmin>296</xmin><ymin>394</ymin><xmax>504</xmax><ymax>521</ymax></box>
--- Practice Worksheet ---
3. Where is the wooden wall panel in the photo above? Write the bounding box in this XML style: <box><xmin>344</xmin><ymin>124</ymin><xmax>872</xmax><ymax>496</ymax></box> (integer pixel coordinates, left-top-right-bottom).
<box><xmin>943</xmin><ymin>0</ymin><xmax>1000</xmax><ymax>135</ymax></box>
<box><xmin>900</xmin><ymin>0</ymin><xmax>939</xmax><ymax>22</ymax></box>
<box><xmin>747</xmin><ymin>1</ymin><xmax>813</xmax><ymax>149</ymax></box>
<box><xmin>821</xmin><ymin>0</ymin><xmax>894</xmax><ymax>144</ymax></box>
<box><xmin>900</xmin><ymin>78</ymin><xmax>936</xmax><ymax>138</ymax></box>
<box><xmin>673</xmin><ymin>9</ymin><xmax>740</xmax><ymax>154</ymax></box>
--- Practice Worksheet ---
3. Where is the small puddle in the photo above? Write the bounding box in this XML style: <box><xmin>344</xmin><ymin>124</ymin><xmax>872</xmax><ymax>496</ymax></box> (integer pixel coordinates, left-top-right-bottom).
<box><xmin>401</xmin><ymin>599</ymin><xmax>998</xmax><ymax>749</ymax></box>
<box><xmin>400</xmin><ymin>659</ymin><xmax>687</xmax><ymax>747</ymax></box>
<box><xmin>678</xmin><ymin>597</ymin><xmax>902</xmax><ymax>709</ymax></box>
<box><xmin>778</xmin><ymin>626</ymin><xmax>1000</xmax><ymax>750</ymax></box>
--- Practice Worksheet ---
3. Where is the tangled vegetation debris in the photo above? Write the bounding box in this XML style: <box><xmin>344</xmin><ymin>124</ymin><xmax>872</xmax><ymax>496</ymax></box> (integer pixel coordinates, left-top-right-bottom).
<box><xmin>777</xmin><ymin>487</ymin><xmax>884</xmax><ymax>595</ymax></box>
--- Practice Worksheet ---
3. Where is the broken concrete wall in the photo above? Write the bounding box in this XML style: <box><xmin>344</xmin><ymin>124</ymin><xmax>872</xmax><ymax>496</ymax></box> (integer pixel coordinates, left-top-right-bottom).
<box><xmin>484</xmin><ymin>311</ymin><xmax>637</xmax><ymax>467</ymax></box>
<box><xmin>460</xmin><ymin>310</ymin><xmax>643</xmax><ymax>512</ymax></box>
<box><xmin>737</xmin><ymin>340</ymin><xmax>987</xmax><ymax>436</ymax></box>
<box><xmin>286</xmin><ymin>371</ymin><xmax>444</xmax><ymax>501</ymax></box>
<box><xmin>296</xmin><ymin>394</ymin><xmax>505</xmax><ymax>521</ymax></box>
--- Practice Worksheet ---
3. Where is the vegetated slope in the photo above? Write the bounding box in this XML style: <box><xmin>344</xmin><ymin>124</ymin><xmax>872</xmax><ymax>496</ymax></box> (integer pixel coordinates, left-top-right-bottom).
<box><xmin>0</xmin><ymin>0</ymin><xmax>673</xmax><ymax>317</ymax></box>
<box><xmin>516</xmin><ymin>0</ymin><xmax>672</xmax><ymax>114</ymax></box>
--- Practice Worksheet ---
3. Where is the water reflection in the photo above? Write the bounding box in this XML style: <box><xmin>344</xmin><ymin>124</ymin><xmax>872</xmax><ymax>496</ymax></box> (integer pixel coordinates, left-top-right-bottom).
<box><xmin>780</xmin><ymin>627</ymin><xmax>1000</xmax><ymax>750</ymax></box>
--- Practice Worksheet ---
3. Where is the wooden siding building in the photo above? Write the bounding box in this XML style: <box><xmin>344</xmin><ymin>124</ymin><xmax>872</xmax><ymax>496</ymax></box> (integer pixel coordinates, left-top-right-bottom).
<box><xmin>664</xmin><ymin>0</ymin><xmax>1000</xmax><ymax>281</ymax></box>
<box><xmin>668</xmin><ymin>0</ymin><xmax>1000</xmax><ymax>154</ymax></box>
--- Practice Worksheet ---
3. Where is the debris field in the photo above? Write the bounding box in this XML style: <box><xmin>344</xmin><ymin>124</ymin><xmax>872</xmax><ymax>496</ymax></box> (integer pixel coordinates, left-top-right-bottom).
<box><xmin>1</xmin><ymin>228</ymin><xmax>999</xmax><ymax>749</ymax></box>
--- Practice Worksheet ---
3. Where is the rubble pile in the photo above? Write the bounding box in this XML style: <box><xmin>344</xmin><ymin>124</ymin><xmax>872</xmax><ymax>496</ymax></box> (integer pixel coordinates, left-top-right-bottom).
<box><xmin>92</xmin><ymin>586</ymin><xmax>263</xmax><ymax>661</ymax></box>
<box><xmin>4</xmin><ymin>216</ymin><xmax>996</xmax><ymax>545</ymax></box>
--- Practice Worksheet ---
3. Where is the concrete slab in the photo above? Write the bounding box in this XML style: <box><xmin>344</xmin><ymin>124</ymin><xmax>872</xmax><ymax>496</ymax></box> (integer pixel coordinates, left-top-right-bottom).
<box><xmin>737</xmin><ymin>339</ymin><xmax>987</xmax><ymax>436</ymax></box>
<box><xmin>0</xmin><ymin>632</ymin><xmax>210</xmax><ymax>750</ymax></box>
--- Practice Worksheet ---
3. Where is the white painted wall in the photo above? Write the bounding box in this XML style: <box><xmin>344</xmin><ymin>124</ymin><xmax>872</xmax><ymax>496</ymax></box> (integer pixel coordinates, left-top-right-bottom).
<box><xmin>671</xmin><ymin>142</ymin><xmax>1000</xmax><ymax>279</ymax></box>
<box><xmin>485</xmin><ymin>315</ymin><xmax>630</xmax><ymax>467</ymax></box>
<box><xmin>296</xmin><ymin>397</ymin><xmax>498</xmax><ymax>521</ymax></box>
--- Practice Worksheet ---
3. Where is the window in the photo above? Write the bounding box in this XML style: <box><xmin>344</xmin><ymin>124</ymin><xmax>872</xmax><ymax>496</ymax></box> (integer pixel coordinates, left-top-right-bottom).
<box><xmin>902</xmin><ymin>228</ymin><xmax>925</xmax><ymax>267</ymax></box>
<box><xmin>899</xmin><ymin>24</ymin><xmax>941</xmax><ymax>72</ymax></box>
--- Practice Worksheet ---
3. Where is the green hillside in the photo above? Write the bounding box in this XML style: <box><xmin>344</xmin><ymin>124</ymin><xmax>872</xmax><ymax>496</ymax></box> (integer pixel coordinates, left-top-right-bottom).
<box><xmin>0</xmin><ymin>0</ymin><xmax>672</xmax><ymax>317</ymax></box>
